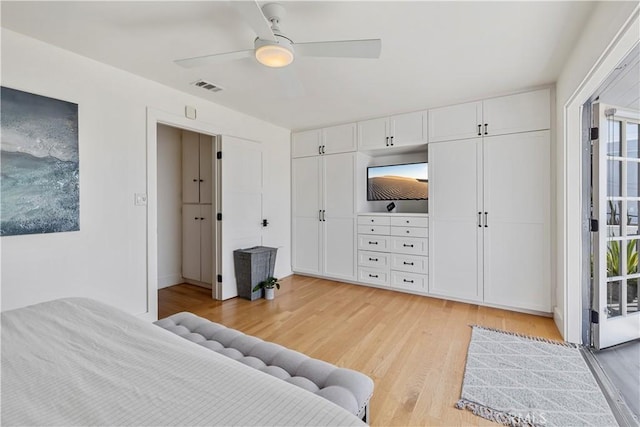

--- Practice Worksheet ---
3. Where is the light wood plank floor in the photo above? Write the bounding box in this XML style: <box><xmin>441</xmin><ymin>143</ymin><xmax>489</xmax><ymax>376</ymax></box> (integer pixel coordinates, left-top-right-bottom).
<box><xmin>159</xmin><ymin>275</ymin><xmax>562</xmax><ymax>426</ymax></box>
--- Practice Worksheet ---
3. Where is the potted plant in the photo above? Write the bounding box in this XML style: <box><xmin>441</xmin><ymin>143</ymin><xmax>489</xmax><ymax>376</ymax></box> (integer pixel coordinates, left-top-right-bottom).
<box><xmin>252</xmin><ymin>277</ymin><xmax>280</xmax><ymax>300</ymax></box>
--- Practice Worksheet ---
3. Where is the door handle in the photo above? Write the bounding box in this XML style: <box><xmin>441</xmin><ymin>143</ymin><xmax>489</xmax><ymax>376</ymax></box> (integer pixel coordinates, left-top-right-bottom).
<box><xmin>385</xmin><ymin>136</ymin><xmax>389</xmax><ymax>146</ymax></box>
<box><xmin>262</xmin><ymin>219</ymin><xmax>269</xmax><ymax>227</ymax></box>
<box><xmin>319</xmin><ymin>210</ymin><xmax>322</xmax><ymax>221</ymax></box>
<box><xmin>318</xmin><ymin>145</ymin><xmax>322</xmax><ymax>155</ymax></box>
<box><xmin>322</xmin><ymin>210</ymin><xmax>326</xmax><ymax>222</ymax></box>
<box><xmin>484</xmin><ymin>212</ymin><xmax>488</xmax><ymax>227</ymax></box>
<box><xmin>484</xmin><ymin>124</ymin><xmax>488</xmax><ymax>135</ymax></box>
<box><xmin>321</xmin><ymin>145</ymin><xmax>325</xmax><ymax>154</ymax></box>
<box><xmin>477</xmin><ymin>124</ymin><xmax>482</xmax><ymax>136</ymax></box>
<box><xmin>390</xmin><ymin>136</ymin><xmax>394</xmax><ymax>146</ymax></box>
<box><xmin>478</xmin><ymin>212</ymin><xmax>482</xmax><ymax>227</ymax></box>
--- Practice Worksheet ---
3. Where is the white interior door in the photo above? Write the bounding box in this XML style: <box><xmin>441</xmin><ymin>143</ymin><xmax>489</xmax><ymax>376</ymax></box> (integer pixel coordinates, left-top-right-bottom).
<box><xmin>593</xmin><ymin>102</ymin><xmax>640</xmax><ymax>349</ymax></box>
<box><xmin>220</xmin><ymin>136</ymin><xmax>263</xmax><ymax>300</ymax></box>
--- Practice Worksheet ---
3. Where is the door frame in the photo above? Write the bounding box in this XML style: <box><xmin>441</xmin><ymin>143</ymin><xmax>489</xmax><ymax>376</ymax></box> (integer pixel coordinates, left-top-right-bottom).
<box><xmin>145</xmin><ymin>107</ymin><xmax>223</xmax><ymax>321</ymax></box>
<box><xmin>562</xmin><ymin>8</ymin><xmax>639</xmax><ymax>343</ymax></box>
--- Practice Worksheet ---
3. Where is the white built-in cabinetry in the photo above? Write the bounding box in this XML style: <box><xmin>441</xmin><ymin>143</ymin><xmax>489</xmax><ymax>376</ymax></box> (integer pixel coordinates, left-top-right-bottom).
<box><xmin>357</xmin><ymin>214</ymin><xmax>429</xmax><ymax>292</ymax></box>
<box><xmin>428</xmin><ymin>88</ymin><xmax>551</xmax><ymax>312</ymax></box>
<box><xmin>292</xmin><ymin>126</ymin><xmax>357</xmax><ymax>282</ymax></box>
<box><xmin>291</xmin><ymin>87</ymin><xmax>552</xmax><ymax>315</ymax></box>
<box><xmin>358</xmin><ymin>111</ymin><xmax>426</xmax><ymax>150</ymax></box>
<box><xmin>182</xmin><ymin>131</ymin><xmax>214</xmax><ymax>286</ymax></box>
<box><xmin>292</xmin><ymin>123</ymin><xmax>357</xmax><ymax>157</ymax></box>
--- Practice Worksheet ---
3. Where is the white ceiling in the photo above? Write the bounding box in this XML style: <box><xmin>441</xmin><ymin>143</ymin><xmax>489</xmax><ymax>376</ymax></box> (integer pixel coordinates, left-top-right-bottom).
<box><xmin>1</xmin><ymin>1</ymin><xmax>596</xmax><ymax>131</ymax></box>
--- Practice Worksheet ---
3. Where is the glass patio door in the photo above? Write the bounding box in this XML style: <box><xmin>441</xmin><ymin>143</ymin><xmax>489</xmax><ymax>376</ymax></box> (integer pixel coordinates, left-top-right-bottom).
<box><xmin>592</xmin><ymin>102</ymin><xmax>640</xmax><ymax>349</ymax></box>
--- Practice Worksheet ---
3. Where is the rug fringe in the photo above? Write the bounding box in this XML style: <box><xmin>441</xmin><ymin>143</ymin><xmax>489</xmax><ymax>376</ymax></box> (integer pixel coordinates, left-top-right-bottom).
<box><xmin>455</xmin><ymin>399</ymin><xmax>536</xmax><ymax>427</ymax></box>
<box><xmin>468</xmin><ymin>324</ymin><xmax>578</xmax><ymax>348</ymax></box>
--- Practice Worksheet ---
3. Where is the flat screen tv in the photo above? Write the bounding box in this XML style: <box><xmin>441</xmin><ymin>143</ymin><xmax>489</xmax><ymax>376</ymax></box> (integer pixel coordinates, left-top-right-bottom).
<box><xmin>367</xmin><ymin>162</ymin><xmax>428</xmax><ymax>201</ymax></box>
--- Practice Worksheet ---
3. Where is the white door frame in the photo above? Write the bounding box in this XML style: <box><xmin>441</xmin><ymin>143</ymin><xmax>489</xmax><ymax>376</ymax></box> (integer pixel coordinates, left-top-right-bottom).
<box><xmin>145</xmin><ymin>108</ymin><xmax>223</xmax><ymax>321</ymax></box>
<box><xmin>562</xmin><ymin>9</ymin><xmax>639</xmax><ymax>343</ymax></box>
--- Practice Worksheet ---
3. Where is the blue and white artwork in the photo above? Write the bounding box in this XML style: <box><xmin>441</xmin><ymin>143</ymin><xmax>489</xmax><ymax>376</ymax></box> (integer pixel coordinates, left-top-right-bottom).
<box><xmin>1</xmin><ymin>87</ymin><xmax>79</xmax><ymax>236</ymax></box>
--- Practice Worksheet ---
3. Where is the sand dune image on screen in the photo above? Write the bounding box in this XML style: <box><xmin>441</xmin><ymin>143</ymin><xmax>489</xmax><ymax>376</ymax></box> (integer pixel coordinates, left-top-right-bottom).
<box><xmin>368</xmin><ymin>176</ymin><xmax>428</xmax><ymax>200</ymax></box>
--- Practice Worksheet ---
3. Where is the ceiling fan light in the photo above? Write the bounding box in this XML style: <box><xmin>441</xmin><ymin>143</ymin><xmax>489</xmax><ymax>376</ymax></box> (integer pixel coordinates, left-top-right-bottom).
<box><xmin>255</xmin><ymin>44</ymin><xmax>294</xmax><ymax>68</ymax></box>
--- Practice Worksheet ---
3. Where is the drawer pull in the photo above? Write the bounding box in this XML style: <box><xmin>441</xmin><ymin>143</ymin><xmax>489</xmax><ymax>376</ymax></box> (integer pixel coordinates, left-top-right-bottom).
<box><xmin>403</xmin><ymin>279</ymin><xmax>414</xmax><ymax>283</ymax></box>
<box><xmin>371</xmin><ymin>219</ymin><xmax>374</xmax><ymax>222</ymax></box>
<box><xmin>369</xmin><ymin>257</ymin><xmax>379</xmax><ymax>261</ymax></box>
<box><xmin>369</xmin><ymin>241</ymin><xmax>378</xmax><ymax>245</ymax></box>
<box><xmin>406</xmin><ymin>220</ymin><xmax>410</xmax><ymax>223</ymax></box>
<box><xmin>369</xmin><ymin>274</ymin><xmax>379</xmax><ymax>278</ymax></box>
<box><xmin>406</xmin><ymin>230</ymin><xmax>410</xmax><ymax>233</ymax></box>
<box><xmin>403</xmin><ymin>261</ymin><xmax>414</xmax><ymax>266</ymax></box>
<box><xmin>371</xmin><ymin>228</ymin><xmax>375</xmax><ymax>231</ymax></box>
<box><xmin>403</xmin><ymin>244</ymin><xmax>414</xmax><ymax>248</ymax></box>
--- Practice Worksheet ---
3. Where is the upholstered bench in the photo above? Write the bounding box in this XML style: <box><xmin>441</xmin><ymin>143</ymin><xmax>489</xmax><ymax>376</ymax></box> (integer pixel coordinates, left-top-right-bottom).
<box><xmin>155</xmin><ymin>312</ymin><xmax>374</xmax><ymax>422</ymax></box>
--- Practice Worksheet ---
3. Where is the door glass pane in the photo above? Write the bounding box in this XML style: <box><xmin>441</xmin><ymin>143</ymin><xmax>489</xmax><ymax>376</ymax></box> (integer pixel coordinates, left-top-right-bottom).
<box><xmin>628</xmin><ymin>161</ymin><xmax>640</xmax><ymax>198</ymax></box>
<box><xmin>607</xmin><ymin>241</ymin><xmax>621</xmax><ymax>277</ymax></box>
<box><xmin>607</xmin><ymin>160</ymin><xmax>621</xmax><ymax>197</ymax></box>
<box><xmin>607</xmin><ymin>200</ymin><xmax>622</xmax><ymax>237</ymax></box>
<box><xmin>607</xmin><ymin>119</ymin><xmax>622</xmax><ymax>156</ymax></box>
<box><xmin>607</xmin><ymin>280</ymin><xmax>622</xmax><ymax>318</ymax></box>
<box><xmin>627</xmin><ymin>278</ymin><xmax>639</xmax><ymax>314</ymax></box>
<box><xmin>627</xmin><ymin>201</ymin><xmax>640</xmax><ymax>235</ymax></box>
<box><xmin>628</xmin><ymin>123</ymin><xmax>639</xmax><ymax>158</ymax></box>
<box><xmin>627</xmin><ymin>239</ymin><xmax>639</xmax><ymax>275</ymax></box>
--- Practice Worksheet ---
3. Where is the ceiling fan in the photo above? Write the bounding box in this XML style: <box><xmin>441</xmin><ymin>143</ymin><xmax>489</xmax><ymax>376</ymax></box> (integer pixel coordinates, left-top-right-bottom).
<box><xmin>175</xmin><ymin>1</ymin><xmax>382</xmax><ymax>69</ymax></box>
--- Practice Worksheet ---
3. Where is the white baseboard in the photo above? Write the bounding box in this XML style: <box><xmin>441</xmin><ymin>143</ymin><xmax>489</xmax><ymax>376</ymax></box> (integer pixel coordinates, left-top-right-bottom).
<box><xmin>158</xmin><ymin>274</ymin><xmax>183</xmax><ymax>289</ymax></box>
<box><xmin>553</xmin><ymin>306</ymin><xmax>565</xmax><ymax>340</ymax></box>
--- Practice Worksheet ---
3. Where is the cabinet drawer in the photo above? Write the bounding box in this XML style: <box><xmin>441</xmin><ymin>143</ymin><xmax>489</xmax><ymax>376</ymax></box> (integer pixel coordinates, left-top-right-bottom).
<box><xmin>358</xmin><ymin>215</ymin><xmax>391</xmax><ymax>226</ymax></box>
<box><xmin>391</xmin><ymin>253</ymin><xmax>428</xmax><ymax>274</ymax></box>
<box><xmin>390</xmin><ymin>216</ymin><xmax>428</xmax><ymax>227</ymax></box>
<box><xmin>390</xmin><ymin>236</ymin><xmax>428</xmax><ymax>255</ymax></box>
<box><xmin>359</xmin><ymin>251</ymin><xmax>390</xmax><ymax>269</ymax></box>
<box><xmin>391</xmin><ymin>271</ymin><xmax>426</xmax><ymax>291</ymax></box>
<box><xmin>390</xmin><ymin>226</ymin><xmax>428</xmax><ymax>238</ymax></box>
<box><xmin>358</xmin><ymin>235</ymin><xmax>391</xmax><ymax>251</ymax></box>
<box><xmin>358</xmin><ymin>224</ymin><xmax>390</xmax><ymax>235</ymax></box>
<box><xmin>358</xmin><ymin>267</ymin><xmax>389</xmax><ymax>285</ymax></box>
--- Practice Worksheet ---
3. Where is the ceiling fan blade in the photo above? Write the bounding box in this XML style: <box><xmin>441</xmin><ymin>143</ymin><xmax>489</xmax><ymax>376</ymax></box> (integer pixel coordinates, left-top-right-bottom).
<box><xmin>175</xmin><ymin>49</ymin><xmax>254</xmax><ymax>68</ymax></box>
<box><xmin>295</xmin><ymin>39</ymin><xmax>382</xmax><ymax>59</ymax></box>
<box><xmin>230</xmin><ymin>1</ymin><xmax>277</xmax><ymax>42</ymax></box>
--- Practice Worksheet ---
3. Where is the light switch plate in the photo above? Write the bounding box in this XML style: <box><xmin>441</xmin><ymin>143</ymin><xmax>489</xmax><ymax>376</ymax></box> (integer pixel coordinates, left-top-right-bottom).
<box><xmin>134</xmin><ymin>193</ymin><xmax>148</xmax><ymax>206</ymax></box>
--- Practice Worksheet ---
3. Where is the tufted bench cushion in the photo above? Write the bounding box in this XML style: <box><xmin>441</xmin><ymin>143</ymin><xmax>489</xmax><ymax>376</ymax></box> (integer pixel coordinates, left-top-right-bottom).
<box><xmin>155</xmin><ymin>312</ymin><xmax>374</xmax><ymax>421</ymax></box>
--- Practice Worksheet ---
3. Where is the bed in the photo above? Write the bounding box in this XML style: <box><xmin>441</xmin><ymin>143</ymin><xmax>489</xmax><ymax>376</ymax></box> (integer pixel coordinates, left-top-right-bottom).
<box><xmin>1</xmin><ymin>298</ymin><xmax>364</xmax><ymax>426</ymax></box>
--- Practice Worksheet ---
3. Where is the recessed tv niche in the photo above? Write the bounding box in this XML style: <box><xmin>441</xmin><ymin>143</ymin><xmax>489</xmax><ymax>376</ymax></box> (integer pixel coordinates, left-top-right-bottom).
<box><xmin>367</xmin><ymin>162</ymin><xmax>428</xmax><ymax>201</ymax></box>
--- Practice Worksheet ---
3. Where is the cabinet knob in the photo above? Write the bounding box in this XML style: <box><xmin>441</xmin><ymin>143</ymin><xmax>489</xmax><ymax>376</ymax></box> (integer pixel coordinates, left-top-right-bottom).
<box><xmin>371</xmin><ymin>228</ymin><xmax>375</xmax><ymax>232</ymax></box>
<box><xmin>193</xmin><ymin>179</ymin><xmax>198</xmax><ymax>182</ymax></box>
<box><xmin>406</xmin><ymin>230</ymin><xmax>410</xmax><ymax>233</ymax></box>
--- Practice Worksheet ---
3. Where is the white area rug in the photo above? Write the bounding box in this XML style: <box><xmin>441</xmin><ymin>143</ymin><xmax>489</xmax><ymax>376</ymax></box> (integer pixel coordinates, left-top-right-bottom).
<box><xmin>456</xmin><ymin>326</ymin><xmax>618</xmax><ymax>427</ymax></box>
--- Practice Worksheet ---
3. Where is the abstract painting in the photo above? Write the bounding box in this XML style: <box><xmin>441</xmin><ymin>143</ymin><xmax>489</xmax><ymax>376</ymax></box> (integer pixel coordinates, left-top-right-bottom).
<box><xmin>1</xmin><ymin>87</ymin><xmax>79</xmax><ymax>236</ymax></box>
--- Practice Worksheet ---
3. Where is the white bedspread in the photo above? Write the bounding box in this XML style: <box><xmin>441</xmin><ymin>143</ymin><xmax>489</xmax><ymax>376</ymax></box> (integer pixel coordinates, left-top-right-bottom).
<box><xmin>1</xmin><ymin>298</ymin><xmax>364</xmax><ymax>426</ymax></box>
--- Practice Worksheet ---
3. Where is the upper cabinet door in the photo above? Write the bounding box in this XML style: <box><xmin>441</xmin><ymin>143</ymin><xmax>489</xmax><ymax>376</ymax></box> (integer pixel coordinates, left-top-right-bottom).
<box><xmin>483</xmin><ymin>88</ymin><xmax>550</xmax><ymax>136</ymax></box>
<box><xmin>358</xmin><ymin>117</ymin><xmax>389</xmax><ymax>150</ymax></box>
<box><xmin>428</xmin><ymin>101</ymin><xmax>482</xmax><ymax>143</ymax></box>
<box><xmin>199</xmin><ymin>134</ymin><xmax>213</xmax><ymax>204</ymax></box>
<box><xmin>323</xmin><ymin>123</ymin><xmax>357</xmax><ymax>155</ymax></box>
<box><xmin>182</xmin><ymin>130</ymin><xmax>200</xmax><ymax>204</ymax></box>
<box><xmin>292</xmin><ymin>129</ymin><xmax>321</xmax><ymax>158</ymax></box>
<box><xmin>390</xmin><ymin>111</ymin><xmax>425</xmax><ymax>146</ymax></box>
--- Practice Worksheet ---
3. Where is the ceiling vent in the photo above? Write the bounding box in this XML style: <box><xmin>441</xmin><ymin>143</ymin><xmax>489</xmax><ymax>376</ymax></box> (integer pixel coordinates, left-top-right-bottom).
<box><xmin>192</xmin><ymin>79</ymin><xmax>223</xmax><ymax>93</ymax></box>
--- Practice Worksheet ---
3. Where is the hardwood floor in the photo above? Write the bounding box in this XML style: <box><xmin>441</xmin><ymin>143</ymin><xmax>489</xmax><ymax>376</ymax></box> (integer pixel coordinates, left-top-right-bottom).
<box><xmin>158</xmin><ymin>275</ymin><xmax>562</xmax><ymax>426</ymax></box>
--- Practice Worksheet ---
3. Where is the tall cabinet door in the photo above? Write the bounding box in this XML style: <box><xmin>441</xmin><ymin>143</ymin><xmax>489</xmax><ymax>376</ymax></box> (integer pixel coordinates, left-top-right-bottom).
<box><xmin>182</xmin><ymin>204</ymin><xmax>202</xmax><ymax>282</ymax></box>
<box><xmin>199</xmin><ymin>135</ymin><xmax>213</xmax><ymax>204</ymax></box>
<box><xmin>182</xmin><ymin>131</ymin><xmax>200</xmax><ymax>203</ymax></box>
<box><xmin>482</xmin><ymin>131</ymin><xmax>550</xmax><ymax>312</ymax></box>
<box><xmin>322</xmin><ymin>153</ymin><xmax>356</xmax><ymax>280</ymax></box>
<box><xmin>292</xmin><ymin>156</ymin><xmax>322</xmax><ymax>274</ymax></box>
<box><xmin>429</xmin><ymin>139</ymin><xmax>483</xmax><ymax>301</ymax></box>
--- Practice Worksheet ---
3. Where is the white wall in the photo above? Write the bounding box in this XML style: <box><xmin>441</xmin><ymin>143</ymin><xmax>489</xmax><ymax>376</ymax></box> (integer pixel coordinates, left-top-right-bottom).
<box><xmin>0</xmin><ymin>29</ymin><xmax>292</xmax><ymax>315</ymax></box>
<box><xmin>555</xmin><ymin>2</ymin><xmax>639</xmax><ymax>342</ymax></box>
<box><xmin>157</xmin><ymin>124</ymin><xmax>182</xmax><ymax>289</ymax></box>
